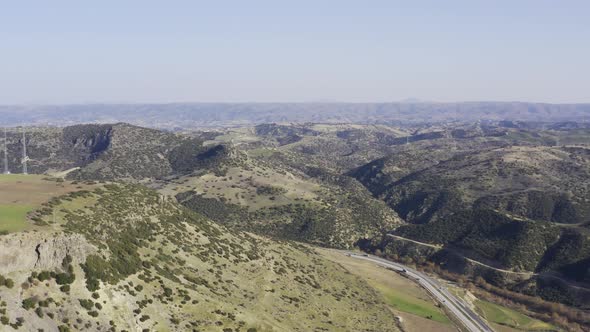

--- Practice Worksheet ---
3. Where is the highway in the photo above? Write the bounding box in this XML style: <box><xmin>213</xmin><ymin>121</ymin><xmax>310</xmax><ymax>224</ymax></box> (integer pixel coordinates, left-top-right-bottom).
<box><xmin>345</xmin><ymin>253</ymin><xmax>494</xmax><ymax>332</ymax></box>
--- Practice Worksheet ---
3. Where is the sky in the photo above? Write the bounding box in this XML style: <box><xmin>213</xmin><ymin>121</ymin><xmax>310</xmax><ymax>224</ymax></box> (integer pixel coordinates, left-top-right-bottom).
<box><xmin>1</xmin><ymin>1</ymin><xmax>589</xmax><ymax>104</ymax></box>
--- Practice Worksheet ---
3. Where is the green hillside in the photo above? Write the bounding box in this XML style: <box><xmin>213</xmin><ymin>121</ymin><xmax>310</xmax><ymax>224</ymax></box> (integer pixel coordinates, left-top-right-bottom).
<box><xmin>0</xmin><ymin>183</ymin><xmax>399</xmax><ymax>331</ymax></box>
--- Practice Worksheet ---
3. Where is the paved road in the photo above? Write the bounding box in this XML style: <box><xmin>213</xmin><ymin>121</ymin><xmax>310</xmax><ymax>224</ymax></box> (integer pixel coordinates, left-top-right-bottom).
<box><xmin>345</xmin><ymin>252</ymin><xmax>494</xmax><ymax>332</ymax></box>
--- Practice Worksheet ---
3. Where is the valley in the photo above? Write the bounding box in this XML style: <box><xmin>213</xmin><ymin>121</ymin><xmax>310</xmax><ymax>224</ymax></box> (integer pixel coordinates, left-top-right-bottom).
<box><xmin>0</xmin><ymin>118</ymin><xmax>589</xmax><ymax>331</ymax></box>
<box><xmin>4</xmin><ymin>1</ymin><xmax>590</xmax><ymax>330</ymax></box>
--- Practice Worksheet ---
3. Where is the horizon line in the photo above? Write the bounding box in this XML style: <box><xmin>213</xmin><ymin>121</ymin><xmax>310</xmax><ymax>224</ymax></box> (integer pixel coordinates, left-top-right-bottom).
<box><xmin>2</xmin><ymin>100</ymin><xmax>590</xmax><ymax>107</ymax></box>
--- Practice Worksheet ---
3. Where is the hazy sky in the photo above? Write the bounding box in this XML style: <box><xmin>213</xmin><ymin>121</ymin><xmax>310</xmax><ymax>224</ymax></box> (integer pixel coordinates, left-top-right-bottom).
<box><xmin>1</xmin><ymin>1</ymin><xmax>589</xmax><ymax>104</ymax></box>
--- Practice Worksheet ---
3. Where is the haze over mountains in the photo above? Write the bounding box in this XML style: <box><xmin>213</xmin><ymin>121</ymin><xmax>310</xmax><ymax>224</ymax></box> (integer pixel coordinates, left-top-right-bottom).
<box><xmin>3</xmin><ymin>0</ymin><xmax>590</xmax><ymax>330</ymax></box>
<box><xmin>2</xmin><ymin>102</ymin><xmax>590</xmax><ymax>129</ymax></box>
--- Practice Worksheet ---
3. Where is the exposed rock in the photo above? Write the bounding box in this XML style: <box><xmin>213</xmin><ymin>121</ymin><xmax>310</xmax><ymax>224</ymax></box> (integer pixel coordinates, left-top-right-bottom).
<box><xmin>0</xmin><ymin>232</ymin><xmax>96</xmax><ymax>274</ymax></box>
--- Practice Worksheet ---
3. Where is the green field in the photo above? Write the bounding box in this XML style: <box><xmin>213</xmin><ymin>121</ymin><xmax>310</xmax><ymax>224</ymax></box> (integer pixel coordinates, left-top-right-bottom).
<box><xmin>319</xmin><ymin>249</ymin><xmax>452</xmax><ymax>327</ymax></box>
<box><xmin>0</xmin><ymin>204</ymin><xmax>33</xmax><ymax>232</ymax></box>
<box><xmin>373</xmin><ymin>282</ymin><xmax>450</xmax><ymax>323</ymax></box>
<box><xmin>475</xmin><ymin>300</ymin><xmax>556</xmax><ymax>331</ymax></box>
<box><xmin>0</xmin><ymin>173</ymin><xmax>93</xmax><ymax>233</ymax></box>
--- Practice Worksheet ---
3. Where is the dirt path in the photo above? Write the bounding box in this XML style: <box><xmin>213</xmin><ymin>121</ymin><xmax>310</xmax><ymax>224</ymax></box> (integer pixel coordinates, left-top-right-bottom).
<box><xmin>386</xmin><ymin>234</ymin><xmax>535</xmax><ymax>277</ymax></box>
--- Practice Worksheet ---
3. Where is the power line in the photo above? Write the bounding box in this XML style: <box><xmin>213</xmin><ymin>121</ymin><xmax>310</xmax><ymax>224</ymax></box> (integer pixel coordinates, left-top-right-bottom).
<box><xmin>22</xmin><ymin>127</ymin><xmax>27</xmax><ymax>175</ymax></box>
<box><xmin>3</xmin><ymin>128</ymin><xmax>8</xmax><ymax>174</ymax></box>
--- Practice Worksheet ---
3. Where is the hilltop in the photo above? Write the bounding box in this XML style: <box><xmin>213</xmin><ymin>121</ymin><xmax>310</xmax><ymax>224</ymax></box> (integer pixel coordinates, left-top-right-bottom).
<box><xmin>352</xmin><ymin>145</ymin><xmax>590</xmax><ymax>225</ymax></box>
<box><xmin>2</xmin><ymin>123</ymin><xmax>401</xmax><ymax>249</ymax></box>
<box><xmin>2</xmin><ymin>123</ymin><xmax>233</xmax><ymax>180</ymax></box>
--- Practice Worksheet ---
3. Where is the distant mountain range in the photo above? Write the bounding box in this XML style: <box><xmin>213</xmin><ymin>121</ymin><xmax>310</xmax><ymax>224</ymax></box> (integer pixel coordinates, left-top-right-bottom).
<box><xmin>1</xmin><ymin>102</ymin><xmax>589</xmax><ymax>129</ymax></box>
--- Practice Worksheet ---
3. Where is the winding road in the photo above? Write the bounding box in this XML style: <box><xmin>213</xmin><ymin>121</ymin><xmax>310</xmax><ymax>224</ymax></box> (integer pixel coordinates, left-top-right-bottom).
<box><xmin>385</xmin><ymin>234</ymin><xmax>535</xmax><ymax>277</ymax></box>
<box><xmin>345</xmin><ymin>252</ymin><xmax>494</xmax><ymax>332</ymax></box>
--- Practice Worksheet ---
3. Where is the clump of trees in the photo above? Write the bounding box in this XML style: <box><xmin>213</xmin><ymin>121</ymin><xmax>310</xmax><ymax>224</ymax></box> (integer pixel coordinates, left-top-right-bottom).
<box><xmin>0</xmin><ymin>275</ymin><xmax>14</xmax><ymax>288</ymax></box>
<box><xmin>255</xmin><ymin>185</ymin><xmax>287</xmax><ymax>196</ymax></box>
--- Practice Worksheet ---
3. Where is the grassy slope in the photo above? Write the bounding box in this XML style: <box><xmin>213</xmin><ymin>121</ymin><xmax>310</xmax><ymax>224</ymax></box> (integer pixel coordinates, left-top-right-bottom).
<box><xmin>447</xmin><ymin>284</ymin><xmax>558</xmax><ymax>331</ymax></box>
<box><xmin>0</xmin><ymin>205</ymin><xmax>33</xmax><ymax>232</ymax></box>
<box><xmin>318</xmin><ymin>244</ymin><xmax>562</xmax><ymax>331</ymax></box>
<box><xmin>0</xmin><ymin>182</ymin><xmax>400</xmax><ymax>331</ymax></box>
<box><xmin>0</xmin><ymin>174</ymin><xmax>94</xmax><ymax>233</ymax></box>
<box><xmin>318</xmin><ymin>249</ymin><xmax>452</xmax><ymax>328</ymax></box>
<box><xmin>168</xmin><ymin>153</ymin><xmax>401</xmax><ymax>248</ymax></box>
<box><xmin>474</xmin><ymin>300</ymin><xmax>556</xmax><ymax>331</ymax></box>
<box><xmin>162</xmin><ymin>164</ymin><xmax>321</xmax><ymax>211</ymax></box>
<box><xmin>373</xmin><ymin>283</ymin><xmax>449</xmax><ymax>323</ymax></box>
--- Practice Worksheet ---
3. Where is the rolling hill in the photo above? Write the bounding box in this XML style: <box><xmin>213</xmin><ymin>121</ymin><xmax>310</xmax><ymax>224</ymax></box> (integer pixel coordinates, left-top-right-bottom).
<box><xmin>352</xmin><ymin>145</ymin><xmax>590</xmax><ymax>225</ymax></box>
<box><xmin>0</xmin><ymin>178</ymin><xmax>399</xmax><ymax>331</ymax></box>
<box><xmin>351</xmin><ymin>141</ymin><xmax>590</xmax><ymax>308</ymax></box>
<box><xmin>2</xmin><ymin>123</ymin><xmax>233</xmax><ymax>180</ymax></box>
<box><xmin>2</xmin><ymin>120</ymin><xmax>589</xmax><ymax>328</ymax></box>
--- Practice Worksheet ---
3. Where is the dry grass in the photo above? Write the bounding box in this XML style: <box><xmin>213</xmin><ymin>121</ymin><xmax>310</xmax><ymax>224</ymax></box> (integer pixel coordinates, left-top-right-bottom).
<box><xmin>162</xmin><ymin>165</ymin><xmax>321</xmax><ymax>211</ymax></box>
<box><xmin>0</xmin><ymin>174</ymin><xmax>87</xmax><ymax>206</ymax></box>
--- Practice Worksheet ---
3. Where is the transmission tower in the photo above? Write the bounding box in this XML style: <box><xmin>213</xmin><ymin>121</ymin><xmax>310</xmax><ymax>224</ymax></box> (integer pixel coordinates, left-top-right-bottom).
<box><xmin>3</xmin><ymin>128</ymin><xmax>8</xmax><ymax>174</ymax></box>
<box><xmin>21</xmin><ymin>127</ymin><xmax>27</xmax><ymax>175</ymax></box>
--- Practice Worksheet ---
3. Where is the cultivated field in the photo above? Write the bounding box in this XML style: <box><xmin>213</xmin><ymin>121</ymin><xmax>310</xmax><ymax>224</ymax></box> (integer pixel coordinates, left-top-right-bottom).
<box><xmin>0</xmin><ymin>174</ymin><xmax>93</xmax><ymax>233</ymax></box>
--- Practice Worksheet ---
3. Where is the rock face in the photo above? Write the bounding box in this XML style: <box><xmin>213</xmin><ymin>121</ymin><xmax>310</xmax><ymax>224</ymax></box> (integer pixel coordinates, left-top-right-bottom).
<box><xmin>0</xmin><ymin>232</ymin><xmax>96</xmax><ymax>274</ymax></box>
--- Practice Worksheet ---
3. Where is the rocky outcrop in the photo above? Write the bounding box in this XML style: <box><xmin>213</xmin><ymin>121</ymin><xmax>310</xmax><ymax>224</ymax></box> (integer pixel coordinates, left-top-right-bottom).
<box><xmin>0</xmin><ymin>231</ymin><xmax>96</xmax><ymax>274</ymax></box>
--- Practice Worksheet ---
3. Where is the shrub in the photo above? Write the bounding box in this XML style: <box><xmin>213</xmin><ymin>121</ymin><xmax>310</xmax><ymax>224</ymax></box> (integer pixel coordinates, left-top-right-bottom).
<box><xmin>22</xmin><ymin>298</ymin><xmax>36</xmax><ymax>310</ymax></box>
<box><xmin>78</xmin><ymin>299</ymin><xmax>94</xmax><ymax>311</ymax></box>
<box><xmin>37</xmin><ymin>271</ymin><xmax>51</xmax><ymax>281</ymax></box>
<box><xmin>86</xmin><ymin>278</ymin><xmax>100</xmax><ymax>292</ymax></box>
<box><xmin>58</xmin><ymin>325</ymin><xmax>70</xmax><ymax>332</ymax></box>
<box><xmin>55</xmin><ymin>272</ymin><xmax>75</xmax><ymax>285</ymax></box>
<box><xmin>4</xmin><ymin>279</ymin><xmax>14</xmax><ymax>288</ymax></box>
